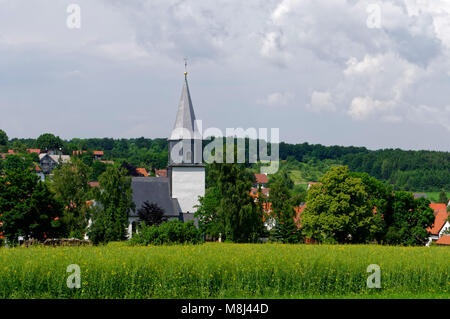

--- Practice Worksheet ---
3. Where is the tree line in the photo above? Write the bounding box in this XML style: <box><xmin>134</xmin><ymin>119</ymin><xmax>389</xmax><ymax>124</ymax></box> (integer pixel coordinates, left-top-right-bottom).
<box><xmin>2</xmin><ymin>129</ymin><xmax>448</xmax><ymax>191</ymax></box>
<box><xmin>195</xmin><ymin>164</ymin><xmax>437</xmax><ymax>246</ymax></box>
<box><xmin>0</xmin><ymin>155</ymin><xmax>135</xmax><ymax>244</ymax></box>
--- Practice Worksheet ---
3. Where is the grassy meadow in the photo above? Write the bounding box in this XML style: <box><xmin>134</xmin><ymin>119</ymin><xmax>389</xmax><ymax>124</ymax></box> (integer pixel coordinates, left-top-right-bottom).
<box><xmin>0</xmin><ymin>243</ymin><xmax>448</xmax><ymax>299</ymax></box>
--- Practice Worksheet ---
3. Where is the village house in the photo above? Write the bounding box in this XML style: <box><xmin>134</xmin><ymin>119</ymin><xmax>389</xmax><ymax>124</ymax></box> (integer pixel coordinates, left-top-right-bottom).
<box><xmin>38</xmin><ymin>153</ymin><xmax>70</xmax><ymax>175</ymax></box>
<box><xmin>426</xmin><ymin>203</ymin><xmax>450</xmax><ymax>246</ymax></box>
<box><xmin>253</xmin><ymin>173</ymin><xmax>268</xmax><ymax>188</ymax></box>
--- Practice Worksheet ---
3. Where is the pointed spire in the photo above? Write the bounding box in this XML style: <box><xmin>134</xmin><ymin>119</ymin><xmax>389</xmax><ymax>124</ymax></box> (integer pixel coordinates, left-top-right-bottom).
<box><xmin>169</xmin><ymin>71</ymin><xmax>199</xmax><ymax>140</ymax></box>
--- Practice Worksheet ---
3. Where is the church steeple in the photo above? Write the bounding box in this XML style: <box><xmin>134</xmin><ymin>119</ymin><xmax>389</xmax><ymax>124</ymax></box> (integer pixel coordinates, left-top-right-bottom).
<box><xmin>167</xmin><ymin>67</ymin><xmax>205</xmax><ymax>217</ymax></box>
<box><xmin>168</xmin><ymin>69</ymin><xmax>203</xmax><ymax>166</ymax></box>
<box><xmin>169</xmin><ymin>74</ymin><xmax>199</xmax><ymax>140</ymax></box>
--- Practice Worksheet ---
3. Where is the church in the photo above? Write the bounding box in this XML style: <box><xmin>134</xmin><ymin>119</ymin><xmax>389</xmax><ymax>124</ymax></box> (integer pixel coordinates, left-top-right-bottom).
<box><xmin>127</xmin><ymin>72</ymin><xmax>205</xmax><ymax>237</ymax></box>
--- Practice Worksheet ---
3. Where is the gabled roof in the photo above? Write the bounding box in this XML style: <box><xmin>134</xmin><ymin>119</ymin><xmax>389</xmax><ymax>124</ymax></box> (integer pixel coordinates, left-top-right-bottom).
<box><xmin>136</xmin><ymin>168</ymin><xmax>149</xmax><ymax>177</ymax></box>
<box><xmin>130</xmin><ymin>177</ymin><xmax>181</xmax><ymax>217</ymax></box>
<box><xmin>428</xmin><ymin>203</ymin><xmax>448</xmax><ymax>235</ymax></box>
<box><xmin>39</xmin><ymin>153</ymin><xmax>71</xmax><ymax>163</ymax></box>
<box><xmin>254</xmin><ymin>173</ymin><xmax>268</xmax><ymax>184</ymax></box>
<box><xmin>27</xmin><ymin>149</ymin><xmax>41</xmax><ymax>154</ymax></box>
<box><xmin>170</xmin><ymin>76</ymin><xmax>200</xmax><ymax>140</ymax></box>
<box><xmin>436</xmin><ymin>235</ymin><xmax>450</xmax><ymax>245</ymax></box>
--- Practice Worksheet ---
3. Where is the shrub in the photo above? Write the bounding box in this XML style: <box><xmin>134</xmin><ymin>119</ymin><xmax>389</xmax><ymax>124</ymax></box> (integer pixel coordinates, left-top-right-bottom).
<box><xmin>129</xmin><ymin>220</ymin><xmax>203</xmax><ymax>245</ymax></box>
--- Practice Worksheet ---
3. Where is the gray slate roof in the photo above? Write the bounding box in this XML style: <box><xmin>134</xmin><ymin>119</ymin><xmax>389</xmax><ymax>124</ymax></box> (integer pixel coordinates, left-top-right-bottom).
<box><xmin>130</xmin><ymin>177</ymin><xmax>181</xmax><ymax>217</ymax></box>
<box><xmin>170</xmin><ymin>77</ymin><xmax>201</xmax><ymax>140</ymax></box>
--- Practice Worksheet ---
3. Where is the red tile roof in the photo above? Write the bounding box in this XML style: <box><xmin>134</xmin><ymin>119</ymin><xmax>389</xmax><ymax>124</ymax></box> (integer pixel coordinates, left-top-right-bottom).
<box><xmin>26</xmin><ymin>149</ymin><xmax>41</xmax><ymax>154</ymax></box>
<box><xmin>88</xmin><ymin>181</ymin><xmax>99</xmax><ymax>188</ymax></box>
<box><xmin>294</xmin><ymin>205</ymin><xmax>307</xmax><ymax>226</ymax></box>
<box><xmin>436</xmin><ymin>235</ymin><xmax>450</xmax><ymax>245</ymax></box>
<box><xmin>136</xmin><ymin>168</ymin><xmax>149</xmax><ymax>177</ymax></box>
<box><xmin>428</xmin><ymin>203</ymin><xmax>448</xmax><ymax>235</ymax></box>
<box><xmin>254</xmin><ymin>173</ymin><xmax>268</xmax><ymax>184</ymax></box>
<box><xmin>93</xmin><ymin>151</ymin><xmax>104</xmax><ymax>156</ymax></box>
<box><xmin>155</xmin><ymin>169</ymin><xmax>167</xmax><ymax>177</ymax></box>
<box><xmin>7</xmin><ymin>150</ymin><xmax>16</xmax><ymax>154</ymax></box>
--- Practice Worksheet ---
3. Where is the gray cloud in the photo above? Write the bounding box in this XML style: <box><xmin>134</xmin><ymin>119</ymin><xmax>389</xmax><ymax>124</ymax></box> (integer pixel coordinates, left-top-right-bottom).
<box><xmin>0</xmin><ymin>0</ymin><xmax>449</xmax><ymax>151</ymax></box>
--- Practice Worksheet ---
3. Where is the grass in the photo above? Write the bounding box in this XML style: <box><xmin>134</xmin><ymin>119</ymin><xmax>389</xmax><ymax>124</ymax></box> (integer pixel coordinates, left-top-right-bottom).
<box><xmin>0</xmin><ymin>243</ymin><xmax>448</xmax><ymax>299</ymax></box>
<box><xmin>421</xmin><ymin>192</ymin><xmax>450</xmax><ymax>203</ymax></box>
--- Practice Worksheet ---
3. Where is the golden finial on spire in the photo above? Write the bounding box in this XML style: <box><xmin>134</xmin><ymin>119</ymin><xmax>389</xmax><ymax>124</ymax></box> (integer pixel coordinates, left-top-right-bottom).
<box><xmin>184</xmin><ymin>58</ymin><xmax>188</xmax><ymax>79</ymax></box>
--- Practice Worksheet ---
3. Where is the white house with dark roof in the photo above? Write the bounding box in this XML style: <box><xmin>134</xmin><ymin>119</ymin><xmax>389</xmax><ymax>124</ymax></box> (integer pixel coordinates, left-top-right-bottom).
<box><xmin>127</xmin><ymin>71</ymin><xmax>205</xmax><ymax>237</ymax></box>
<box><xmin>38</xmin><ymin>153</ymin><xmax>70</xmax><ymax>175</ymax></box>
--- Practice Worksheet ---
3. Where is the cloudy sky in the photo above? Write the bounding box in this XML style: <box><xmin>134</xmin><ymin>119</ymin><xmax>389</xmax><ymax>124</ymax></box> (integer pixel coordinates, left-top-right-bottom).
<box><xmin>1</xmin><ymin>0</ymin><xmax>450</xmax><ymax>151</ymax></box>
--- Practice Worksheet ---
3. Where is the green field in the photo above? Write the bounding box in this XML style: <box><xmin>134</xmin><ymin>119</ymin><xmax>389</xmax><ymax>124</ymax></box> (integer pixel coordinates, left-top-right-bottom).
<box><xmin>421</xmin><ymin>192</ymin><xmax>450</xmax><ymax>203</ymax></box>
<box><xmin>0</xmin><ymin>243</ymin><xmax>448</xmax><ymax>299</ymax></box>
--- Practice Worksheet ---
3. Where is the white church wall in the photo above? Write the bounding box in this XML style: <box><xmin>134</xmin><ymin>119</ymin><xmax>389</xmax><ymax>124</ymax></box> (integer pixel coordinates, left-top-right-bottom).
<box><xmin>171</xmin><ymin>166</ymin><xmax>205</xmax><ymax>214</ymax></box>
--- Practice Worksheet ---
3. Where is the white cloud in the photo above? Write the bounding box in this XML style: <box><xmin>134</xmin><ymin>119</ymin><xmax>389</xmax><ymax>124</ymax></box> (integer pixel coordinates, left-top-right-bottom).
<box><xmin>307</xmin><ymin>91</ymin><xmax>336</xmax><ymax>113</ymax></box>
<box><xmin>348</xmin><ymin>96</ymin><xmax>395</xmax><ymax>120</ymax></box>
<box><xmin>258</xmin><ymin>92</ymin><xmax>294</xmax><ymax>106</ymax></box>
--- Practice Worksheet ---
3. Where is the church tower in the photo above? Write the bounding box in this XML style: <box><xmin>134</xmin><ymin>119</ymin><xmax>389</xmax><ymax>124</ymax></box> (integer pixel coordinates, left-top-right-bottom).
<box><xmin>168</xmin><ymin>71</ymin><xmax>205</xmax><ymax>219</ymax></box>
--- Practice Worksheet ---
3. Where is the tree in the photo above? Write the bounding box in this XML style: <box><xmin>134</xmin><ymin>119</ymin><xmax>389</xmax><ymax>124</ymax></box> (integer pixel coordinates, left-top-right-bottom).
<box><xmin>52</xmin><ymin>158</ymin><xmax>92</xmax><ymax>238</ymax></box>
<box><xmin>0</xmin><ymin>166</ymin><xmax>63</xmax><ymax>243</ymax></box>
<box><xmin>11</xmin><ymin>140</ymin><xmax>27</xmax><ymax>153</ymax></box>
<box><xmin>0</xmin><ymin>154</ymin><xmax>35</xmax><ymax>172</ymax></box>
<box><xmin>120</xmin><ymin>161</ymin><xmax>140</xmax><ymax>176</ymax></box>
<box><xmin>88</xmin><ymin>166</ymin><xmax>135</xmax><ymax>243</ymax></box>
<box><xmin>91</xmin><ymin>160</ymin><xmax>109</xmax><ymax>181</ymax></box>
<box><xmin>269</xmin><ymin>174</ymin><xmax>301</xmax><ymax>243</ymax></box>
<box><xmin>0</xmin><ymin>129</ymin><xmax>8</xmax><ymax>152</ymax></box>
<box><xmin>195</xmin><ymin>187</ymin><xmax>223</xmax><ymax>239</ymax></box>
<box><xmin>438</xmin><ymin>190</ymin><xmax>448</xmax><ymax>204</ymax></box>
<box><xmin>302</xmin><ymin>166</ymin><xmax>383</xmax><ymax>244</ymax></box>
<box><xmin>384</xmin><ymin>192</ymin><xmax>435</xmax><ymax>246</ymax></box>
<box><xmin>137</xmin><ymin>201</ymin><xmax>167</xmax><ymax>226</ymax></box>
<box><xmin>36</xmin><ymin>133</ymin><xmax>64</xmax><ymax>151</ymax></box>
<box><xmin>214</xmin><ymin>163</ymin><xmax>263</xmax><ymax>242</ymax></box>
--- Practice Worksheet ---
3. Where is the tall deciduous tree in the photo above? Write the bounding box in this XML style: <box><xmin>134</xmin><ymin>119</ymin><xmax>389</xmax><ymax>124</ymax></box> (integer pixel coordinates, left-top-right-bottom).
<box><xmin>88</xmin><ymin>166</ymin><xmax>135</xmax><ymax>243</ymax></box>
<box><xmin>0</xmin><ymin>166</ymin><xmax>63</xmax><ymax>242</ymax></box>
<box><xmin>302</xmin><ymin>166</ymin><xmax>383</xmax><ymax>244</ymax></box>
<box><xmin>384</xmin><ymin>192</ymin><xmax>435</xmax><ymax>246</ymax></box>
<box><xmin>214</xmin><ymin>163</ymin><xmax>262</xmax><ymax>242</ymax></box>
<box><xmin>52</xmin><ymin>158</ymin><xmax>92</xmax><ymax>238</ymax></box>
<box><xmin>36</xmin><ymin>133</ymin><xmax>64</xmax><ymax>151</ymax></box>
<box><xmin>195</xmin><ymin>186</ymin><xmax>222</xmax><ymax>239</ymax></box>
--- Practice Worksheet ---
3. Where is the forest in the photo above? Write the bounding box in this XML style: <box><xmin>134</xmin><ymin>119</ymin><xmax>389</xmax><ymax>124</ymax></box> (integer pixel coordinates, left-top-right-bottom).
<box><xmin>2</xmin><ymin>130</ymin><xmax>450</xmax><ymax>191</ymax></box>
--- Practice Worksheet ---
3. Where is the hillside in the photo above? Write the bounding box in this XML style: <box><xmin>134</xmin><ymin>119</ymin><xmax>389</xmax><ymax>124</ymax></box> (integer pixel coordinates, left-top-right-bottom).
<box><xmin>6</xmin><ymin>136</ymin><xmax>450</xmax><ymax>192</ymax></box>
